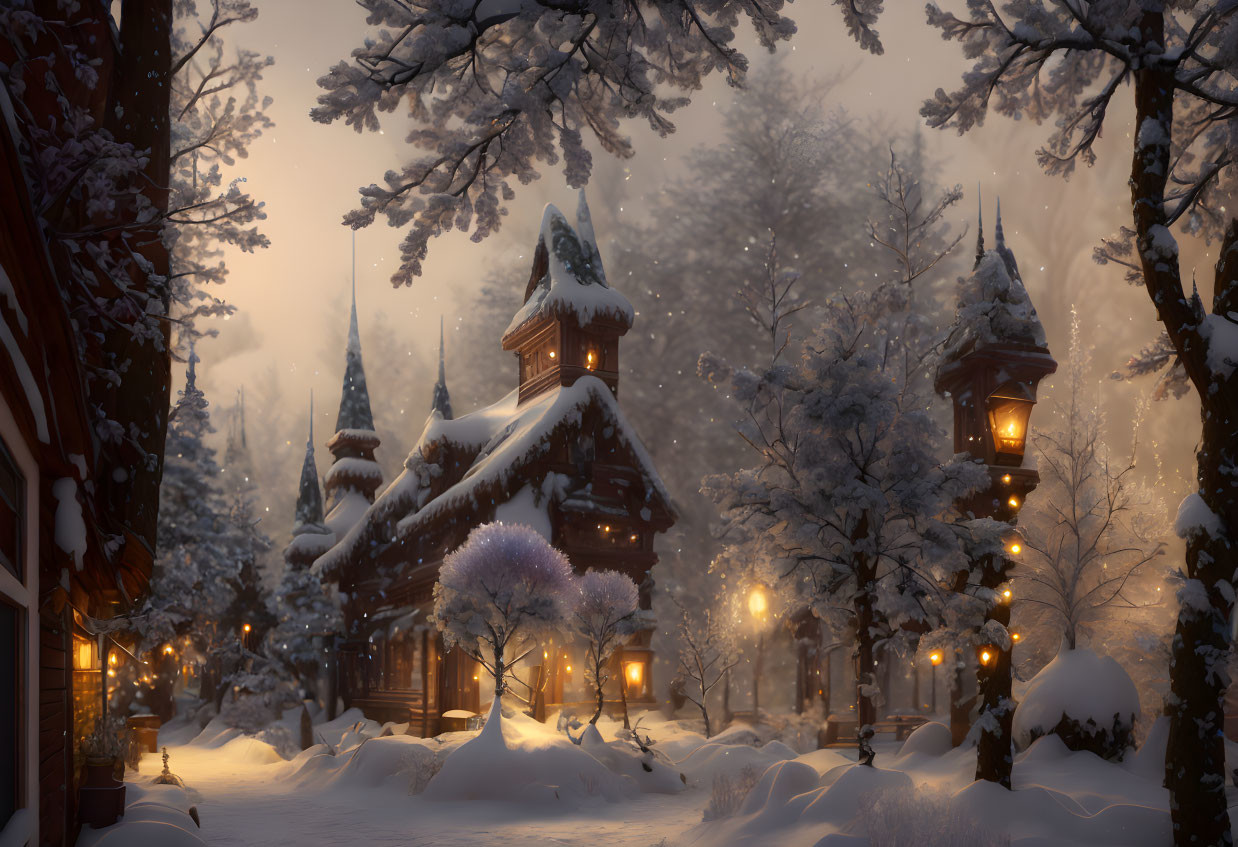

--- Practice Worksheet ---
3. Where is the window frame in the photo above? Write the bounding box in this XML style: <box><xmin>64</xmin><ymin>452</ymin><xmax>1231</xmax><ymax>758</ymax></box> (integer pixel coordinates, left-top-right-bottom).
<box><xmin>0</xmin><ymin>394</ymin><xmax>40</xmax><ymax>847</ymax></box>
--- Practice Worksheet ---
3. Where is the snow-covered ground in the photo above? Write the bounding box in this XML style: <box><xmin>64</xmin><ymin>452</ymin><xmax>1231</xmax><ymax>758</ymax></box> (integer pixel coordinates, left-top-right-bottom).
<box><xmin>81</xmin><ymin>701</ymin><xmax>1204</xmax><ymax>847</ymax></box>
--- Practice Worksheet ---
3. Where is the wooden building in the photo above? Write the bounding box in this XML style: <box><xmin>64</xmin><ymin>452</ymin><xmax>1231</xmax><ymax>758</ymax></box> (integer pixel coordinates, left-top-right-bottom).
<box><xmin>313</xmin><ymin>195</ymin><xmax>675</xmax><ymax>734</ymax></box>
<box><xmin>0</xmin><ymin>4</ymin><xmax>169</xmax><ymax>843</ymax></box>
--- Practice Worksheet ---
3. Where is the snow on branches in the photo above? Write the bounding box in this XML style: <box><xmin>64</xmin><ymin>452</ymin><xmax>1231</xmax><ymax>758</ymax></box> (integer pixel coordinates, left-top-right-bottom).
<box><xmin>433</xmin><ymin>522</ymin><xmax>576</xmax><ymax>701</ymax></box>
<box><xmin>312</xmin><ymin>0</ymin><xmax>899</xmax><ymax>285</ymax></box>
<box><xmin>573</xmin><ymin>569</ymin><xmax>642</xmax><ymax>725</ymax></box>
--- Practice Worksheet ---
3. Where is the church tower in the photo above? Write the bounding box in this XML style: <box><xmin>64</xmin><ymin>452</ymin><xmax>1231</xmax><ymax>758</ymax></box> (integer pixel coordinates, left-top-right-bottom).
<box><xmin>500</xmin><ymin>191</ymin><xmax>634</xmax><ymax>405</ymax></box>
<box><xmin>324</xmin><ymin>248</ymin><xmax>383</xmax><ymax>537</ymax></box>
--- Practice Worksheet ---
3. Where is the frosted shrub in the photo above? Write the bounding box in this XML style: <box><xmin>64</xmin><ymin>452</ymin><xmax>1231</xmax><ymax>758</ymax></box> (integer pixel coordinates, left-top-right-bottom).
<box><xmin>702</xmin><ymin>765</ymin><xmax>761</xmax><ymax>821</ymax></box>
<box><xmin>861</xmin><ymin>786</ymin><xmax>1010</xmax><ymax>847</ymax></box>
<box><xmin>434</xmin><ymin>523</ymin><xmax>576</xmax><ymax>700</ymax></box>
<box><xmin>573</xmin><ymin>569</ymin><xmax>642</xmax><ymax>725</ymax></box>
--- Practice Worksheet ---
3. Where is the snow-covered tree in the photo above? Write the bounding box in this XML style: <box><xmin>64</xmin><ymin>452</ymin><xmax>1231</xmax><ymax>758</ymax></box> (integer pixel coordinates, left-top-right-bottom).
<box><xmin>573</xmin><ymin>570</ymin><xmax>642</xmax><ymax>725</ymax></box>
<box><xmin>701</xmin><ymin>287</ymin><xmax>988</xmax><ymax>764</ymax></box>
<box><xmin>310</xmin><ymin>2</ymin><xmax>903</xmax><ymax>285</ymax></box>
<box><xmin>670</xmin><ymin>595</ymin><xmax>738</xmax><ymax>739</ymax></box>
<box><xmin>433</xmin><ymin>523</ymin><xmax>576</xmax><ymax>705</ymax></box>
<box><xmin>922</xmin><ymin>4</ymin><xmax>1238</xmax><ymax>839</ymax></box>
<box><xmin>1015</xmin><ymin>313</ymin><xmax>1169</xmax><ymax>654</ymax></box>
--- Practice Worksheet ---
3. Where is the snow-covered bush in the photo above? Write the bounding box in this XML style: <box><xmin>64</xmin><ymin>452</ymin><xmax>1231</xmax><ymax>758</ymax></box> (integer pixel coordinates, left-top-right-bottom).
<box><xmin>433</xmin><ymin>523</ymin><xmax>576</xmax><ymax>702</ymax></box>
<box><xmin>573</xmin><ymin>569</ymin><xmax>642</xmax><ymax>724</ymax></box>
<box><xmin>861</xmin><ymin>785</ymin><xmax>1011</xmax><ymax>847</ymax></box>
<box><xmin>1012</xmin><ymin>644</ymin><xmax>1140</xmax><ymax>760</ymax></box>
<box><xmin>703</xmin><ymin>765</ymin><xmax>762</xmax><ymax>821</ymax></box>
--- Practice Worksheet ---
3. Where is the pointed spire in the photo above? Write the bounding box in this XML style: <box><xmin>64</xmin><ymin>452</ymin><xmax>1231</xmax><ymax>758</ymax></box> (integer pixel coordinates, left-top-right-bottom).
<box><xmin>992</xmin><ymin>196</ymin><xmax>1022</xmax><ymax>281</ymax></box>
<box><xmin>185</xmin><ymin>340</ymin><xmax>199</xmax><ymax>391</ymax></box>
<box><xmin>431</xmin><ymin>316</ymin><xmax>453</xmax><ymax>420</ymax></box>
<box><xmin>294</xmin><ymin>391</ymin><xmax>326</xmax><ymax>532</ymax></box>
<box><xmin>974</xmin><ymin>186</ymin><xmax>985</xmax><ymax>269</ymax></box>
<box><xmin>335</xmin><ymin>235</ymin><xmax>376</xmax><ymax>433</ymax></box>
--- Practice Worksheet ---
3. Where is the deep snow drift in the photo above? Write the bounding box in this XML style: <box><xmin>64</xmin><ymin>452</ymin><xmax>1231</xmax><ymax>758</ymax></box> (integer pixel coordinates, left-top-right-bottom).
<box><xmin>79</xmin><ymin>701</ymin><xmax>1206</xmax><ymax>847</ymax></box>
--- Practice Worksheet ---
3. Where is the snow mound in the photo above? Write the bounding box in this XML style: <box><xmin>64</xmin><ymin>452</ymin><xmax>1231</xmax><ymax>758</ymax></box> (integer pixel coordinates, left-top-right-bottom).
<box><xmin>1124</xmin><ymin>715</ymin><xmax>1169</xmax><ymax>784</ymax></box>
<box><xmin>92</xmin><ymin>821</ymin><xmax>207</xmax><ymax>847</ymax></box>
<box><xmin>677</xmin><ymin>737</ymin><xmax>797</xmax><ymax>785</ymax></box>
<box><xmin>1013</xmin><ymin>645</ymin><xmax>1139</xmax><ymax>757</ymax></box>
<box><xmin>896</xmin><ymin>720</ymin><xmax>953</xmax><ymax>759</ymax></box>
<box><xmin>422</xmin><ymin>700</ymin><xmax>637</xmax><ymax>807</ymax></box>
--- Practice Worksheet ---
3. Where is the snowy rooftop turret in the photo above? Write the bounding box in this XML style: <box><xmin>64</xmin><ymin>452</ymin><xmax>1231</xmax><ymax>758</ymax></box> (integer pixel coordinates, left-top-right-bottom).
<box><xmin>431</xmin><ymin>316</ymin><xmax>453</xmax><ymax>421</ymax></box>
<box><xmin>942</xmin><ymin>200</ymin><xmax>1047</xmax><ymax>367</ymax></box>
<box><xmin>502</xmin><ymin>190</ymin><xmax>634</xmax><ymax>343</ymax></box>
<box><xmin>286</xmin><ymin>395</ymin><xmax>335</xmax><ymax>568</ymax></box>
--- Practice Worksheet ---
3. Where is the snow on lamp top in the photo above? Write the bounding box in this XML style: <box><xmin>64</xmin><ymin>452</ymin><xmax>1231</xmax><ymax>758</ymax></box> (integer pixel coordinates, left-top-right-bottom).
<box><xmin>942</xmin><ymin>249</ymin><xmax>1048</xmax><ymax>367</ymax></box>
<box><xmin>502</xmin><ymin>191</ymin><xmax>634</xmax><ymax>342</ymax></box>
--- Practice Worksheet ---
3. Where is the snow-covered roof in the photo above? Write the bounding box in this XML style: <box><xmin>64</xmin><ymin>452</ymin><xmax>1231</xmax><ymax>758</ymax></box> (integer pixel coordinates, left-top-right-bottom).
<box><xmin>313</xmin><ymin>377</ymin><xmax>674</xmax><ymax>580</ymax></box>
<box><xmin>324</xmin><ymin>488</ymin><xmax>373</xmax><ymax>540</ymax></box>
<box><xmin>396</xmin><ymin>376</ymin><xmax>672</xmax><ymax>539</ymax></box>
<box><xmin>942</xmin><ymin>249</ymin><xmax>1047</xmax><ymax>367</ymax></box>
<box><xmin>502</xmin><ymin>192</ymin><xmax>634</xmax><ymax>342</ymax></box>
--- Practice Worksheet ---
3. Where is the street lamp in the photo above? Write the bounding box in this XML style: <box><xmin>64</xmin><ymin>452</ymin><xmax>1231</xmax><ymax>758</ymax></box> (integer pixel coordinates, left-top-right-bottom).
<box><xmin>748</xmin><ymin>585</ymin><xmax>768</xmax><ymax>621</ymax></box>
<box><xmin>747</xmin><ymin>584</ymin><xmax>771</xmax><ymax>717</ymax></box>
<box><xmin>934</xmin><ymin>206</ymin><xmax>1057</xmax><ymax>785</ymax></box>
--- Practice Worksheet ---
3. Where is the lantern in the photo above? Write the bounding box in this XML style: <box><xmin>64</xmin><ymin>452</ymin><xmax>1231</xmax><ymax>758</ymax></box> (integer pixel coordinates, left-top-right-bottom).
<box><xmin>621</xmin><ymin>646</ymin><xmax>654</xmax><ymax>701</ymax></box>
<box><xmin>73</xmin><ymin>635</ymin><xmax>95</xmax><ymax>670</ymax></box>
<box><xmin>986</xmin><ymin>382</ymin><xmax>1036</xmax><ymax>464</ymax></box>
<box><xmin>977</xmin><ymin>646</ymin><xmax>996</xmax><ymax>666</ymax></box>
<box><xmin>929</xmin><ymin>650</ymin><xmax>944</xmax><ymax>667</ymax></box>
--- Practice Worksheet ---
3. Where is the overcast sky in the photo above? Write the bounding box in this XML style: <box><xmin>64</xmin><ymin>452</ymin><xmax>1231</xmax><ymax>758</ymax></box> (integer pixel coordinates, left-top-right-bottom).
<box><xmin>195</xmin><ymin>2</ymin><xmax>1202</xmax><ymax>531</ymax></box>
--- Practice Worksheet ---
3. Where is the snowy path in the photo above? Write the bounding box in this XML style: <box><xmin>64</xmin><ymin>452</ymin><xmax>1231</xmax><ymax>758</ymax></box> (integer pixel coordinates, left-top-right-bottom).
<box><xmin>152</xmin><ymin>742</ymin><xmax>703</xmax><ymax>847</ymax></box>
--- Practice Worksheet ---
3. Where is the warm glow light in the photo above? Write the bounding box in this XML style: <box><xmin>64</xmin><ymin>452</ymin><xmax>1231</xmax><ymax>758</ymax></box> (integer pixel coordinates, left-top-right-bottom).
<box><xmin>1009</xmin><ymin>543</ymin><xmax>1022</xmax><ymax>555</ymax></box>
<box><xmin>107</xmin><ymin>668</ymin><xmax>116</xmax><ymax>678</ymax></box>
<box><xmin>1001</xmin><ymin>474</ymin><xmax>1012</xmax><ymax>484</ymax></box>
<box><xmin>987</xmin><ymin>385</ymin><xmax>1035</xmax><ymax>461</ymax></box>
<box><xmin>242</xmin><ymin>624</ymin><xmax>252</xmax><ymax>633</ymax></box>
<box><xmin>565</xmin><ymin>665</ymin><xmax>572</xmax><ymax>673</ymax></box>
<box><xmin>473</xmin><ymin>674</ymin><xmax>479</xmax><ymax>681</ymax></box>
<box><xmin>543</xmin><ymin>650</ymin><xmax>549</xmax><ymax>660</ymax></box>
<box><xmin>586</xmin><ymin>350</ymin><xmax>597</xmax><ymax>371</ymax></box>
<box><xmin>548</xmin><ymin>350</ymin><xmax>556</xmax><ymax>359</ymax></box>
<box><xmin>1011</xmin><ymin>632</ymin><xmax>1021</xmax><ymax>642</ymax></box>
<box><xmin>162</xmin><ymin>645</ymin><xmax>174</xmax><ymax>655</ymax></box>
<box><xmin>108</xmin><ymin>654</ymin><xmax>117</xmax><ymax>666</ymax></box>
<box><xmin>929</xmin><ymin>651</ymin><xmax>943</xmax><ymax>666</ymax></box>
<box><xmin>624</xmin><ymin>661</ymin><xmax>644</xmax><ymax>690</ymax></box>
<box><xmin>1008</xmin><ymin>496</ymin><xmax>1020</xmax><ymax>509</ymax></box>
<box><xmin>74</xmin><ymin>639</ymin><xmax>93</xmax><ymax>670</ymax></box>
<box><xmin>980</xmin><ymin>650</ymin><xmax>993</xmax><ymax>665</ymax></box>
<box><xmin>748</xmin><ymin>586</ymin><xmax>768</xmax><ymax>620</ymax></box>
<box><xmin>1002</xmin><ymin>588</ymin><xmax>1013</xmax><ymax>601</ymax></box>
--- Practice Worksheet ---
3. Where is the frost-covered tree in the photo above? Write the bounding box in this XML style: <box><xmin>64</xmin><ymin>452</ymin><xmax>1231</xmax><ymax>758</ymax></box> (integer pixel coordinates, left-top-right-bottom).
<box><xmin>1015</xmin><ymin>313</ymin><xmax>1169</xmax><ymax>654</ymax></box>
<box><xmin>434</xmin><ymin>523</ymin><xmax>576</xmax><ymax>706</ymax></box>
<box><xmin>922</xmin><ymin>4</ymin><xmax>1238</xmax><ymax>839</ymax></box>
<box><xmin>310</xmin><ymin>2</ymin><xmax>904</xmax><ymax>284</ymax></box>
<box><xmin>670</xmin><ymin>595</ymin><xmax>738</xmax><ymax>739</ymax></box>
<box><xmin>573</xmin><ymin>570</ymin><xmax>642</xmax><ymax>725</ymax></box>
<box><xmin>702</xmin><ymin>287</ymin><xmax>988</xmax><ymax>764</ymax></box>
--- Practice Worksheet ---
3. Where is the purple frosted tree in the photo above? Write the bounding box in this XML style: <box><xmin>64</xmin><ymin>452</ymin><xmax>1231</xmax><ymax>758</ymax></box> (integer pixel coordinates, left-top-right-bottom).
<box><xmin>573</xmin><ymin>570</ymin><xmax>642</xmax><ymax>726</ymax></box>
<box><xmin>433</xmin><ymin>523</ymin><xmax>576</xmax><ymax>705</ymax></box>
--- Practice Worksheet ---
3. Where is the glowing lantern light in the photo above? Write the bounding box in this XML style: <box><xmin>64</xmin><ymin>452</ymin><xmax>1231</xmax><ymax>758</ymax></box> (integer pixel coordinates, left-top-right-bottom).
<box><xmin>987</xmin><ymin>382</ymin><xmax>1036</xmax><ymax>464</ymax></box>
<box><xmin>242</xmin><ymin>624</ymin><xmax>252</xmax><ymax>633</ymax></box>
<box><xmin>624</xmin><ymin>661</ymin><xmax>644</xmax><ymax>692</ymax></box>
<box><xmin>1001</xmin><ymin>474</ymin><xmax>1012</xmax><ymax>485</ymax></box>
<box><xmin>929</xmin><ymin>651</ymin><xmax>944</xmax><ymax>667</ymax></box>
<box><xmin>586</xmin><ymin>350</ymin><xmax>598</xmax><ymax>371</ymax></box>
<box><xmin>163</xmin><ymin>644</ymin><xmax>174</xmax><ymax>655</ymax></box>
<box><xmin>1011</xmin><ymin>632</ymin><xmax>1021</xmax><ymax>643</ymax></box>
<box><xmin>1008</xmin><ymin>542</ymin><xmax>1021</xmax><ymax>555</ymax></box>
<box><xmin>748</xmin><ymin>585</ymin><xmax>768</xmax><ymax>620</ymax></box>
<box><xmin>1008</xmin><ymin>496</ymin><xmax>1020</xmax><ymax>510</ymax></box>
<box><xmin>1002</xmin><ymin>588</ymin><xmax>1013</xmax><ymax>602</ymax></box>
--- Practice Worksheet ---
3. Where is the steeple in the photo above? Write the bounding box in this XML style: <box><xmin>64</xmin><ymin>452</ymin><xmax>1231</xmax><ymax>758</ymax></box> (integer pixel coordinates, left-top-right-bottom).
<box><xmin>336</xmin><ymin>236</ymin><xmax>376</xmax><ymax>433</ymax></box>
<box><xmin>431</xmin><ymin>316</ymin><xmax>453</xmax><ymax>420</ymax></box>
<box><xmin>993</xmin><ymin>197</ymin><xmax>1022</xmax><ymax>281</ymax></box>
<box><xmin>974</xmin><ymin>187</ymin><xmax>985</xmax><ymax>269</ymax></box>
<box><xmin>294</xmin><ymin>394</ymin><xmax>326</xmax><ymax>532</ymax></box>
<box><xmin>284</xmin><ymin>392</ymin><xmax>336</xmax><ymax>570</ymax></box>
<box><xmin>324</xmin><ymin>234</ymin><xmax>384</xmax><ymax>531</ymax></box>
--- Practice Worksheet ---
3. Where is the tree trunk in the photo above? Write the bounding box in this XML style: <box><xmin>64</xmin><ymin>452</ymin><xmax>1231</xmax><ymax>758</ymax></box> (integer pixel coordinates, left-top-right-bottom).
<box><xmin>722</xmin><ymin>667</ymin><xmax>732</xmax><ymax>727</ymax></box>
<box><xmin>949</xmin><ymin>650</ymin><xmax>969</xmax><ymax>747</ymax></box>
<box><xmin>590</xmin><ymin>650</ymin><xmax>605</xmax><ymax>725</ymax></box>
<box><xmin>493</xmin><ymin>641</ymin><xmax>505</xmax><ymax>701</ymax></box>
<box><xmin>753</xmin><ymin>633</ymin><xmax>763</xmax><ymax>717</ymax></box>
<box><xmin>1125</xmin><ymin>12</ymin><xmax>1237</xmax><ymax>845</ymax></box>
<box><xmin>854</xmin><ymin>562</ymin><xmax>878</xmax><ymax>766</ymax></box>
<box><xmin>975</xmin><ymin>554</ymin><xmax>1015</xmax><ymax>788</ymax></box>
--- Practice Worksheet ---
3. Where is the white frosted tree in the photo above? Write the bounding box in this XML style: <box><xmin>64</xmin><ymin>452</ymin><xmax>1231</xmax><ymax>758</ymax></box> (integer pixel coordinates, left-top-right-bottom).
<box><xmin>1016</xmin><ymin>313</ymin><xmax>1169</xmax><ymax>652</ymax></box>
<box><xmin>573</xmin><ymin>570</ymin><xmax>642</xmax><ymax>725</ymax></box>
<box><xmin>670</xmin><ymin>595</ymin><xmax>738</xmax><ymax>739</ymax></box>
<box><xmin>433</xmin><ymin>523</ymin><xmax>576</xmax><ymax>712</ymax></box>
<box><xmin>701</xmin><ymin>288</ymin><xmax>989</xmax><ymax>765</ymax></box>
<box><xmin>922</xmin><ymin>3</ymin><xmax>1238</xmax><ymax>840</ymax></box>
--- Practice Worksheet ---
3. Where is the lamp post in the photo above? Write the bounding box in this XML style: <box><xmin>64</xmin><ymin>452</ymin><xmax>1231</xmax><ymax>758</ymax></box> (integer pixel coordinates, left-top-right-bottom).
<box><xmin>748</xmin><ymin>585</ymin><xmax>769</xmax><ymax>716</ymax></box>
<box><xmin>935</xmin><ymin>244</ymin><xmax>1056</xmax><ymax>787</ymax></box>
